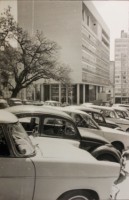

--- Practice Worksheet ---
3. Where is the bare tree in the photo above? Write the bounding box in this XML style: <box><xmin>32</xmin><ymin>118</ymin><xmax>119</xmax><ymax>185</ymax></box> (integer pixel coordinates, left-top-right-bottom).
<box><xmin>0</xmin><ymin>7</ymin><xmax>71</xmax><ymax>97</ymax></box>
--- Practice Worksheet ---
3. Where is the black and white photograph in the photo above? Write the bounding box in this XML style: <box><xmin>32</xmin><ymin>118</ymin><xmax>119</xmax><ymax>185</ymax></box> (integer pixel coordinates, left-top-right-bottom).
<box><xmin>0</xmin><ymin>0</ymin><xmax>129</xmax><ymax>199</ymax></box>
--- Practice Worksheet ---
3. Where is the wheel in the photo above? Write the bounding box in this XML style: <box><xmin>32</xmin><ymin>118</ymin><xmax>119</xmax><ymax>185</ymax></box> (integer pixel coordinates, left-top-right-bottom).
<box><xmin>57</xmin><ymin>190</ymin><xmax>98</xmax><ymax>200</ymax></box>
<box><xmin>112</xmin><ymin>142</ymin><xmax>124</xmax><ymax>153</ymax></box>
<box><xmin>97</xmin><ymin>154</ymin><xmax>118</xmax><ymax>163</ymax></box>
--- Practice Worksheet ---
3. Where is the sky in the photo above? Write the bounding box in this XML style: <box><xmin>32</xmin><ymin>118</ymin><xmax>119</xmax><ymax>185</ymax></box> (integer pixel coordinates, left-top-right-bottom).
<box><xmin>93</xmin><ymin>1</ymin><xmax>129</xmax><ymax>60</ymax></box>
<box><xmin>0</xmin><ymin>0</ymin><xmax>129</xmax><ymax>60</ymax></box>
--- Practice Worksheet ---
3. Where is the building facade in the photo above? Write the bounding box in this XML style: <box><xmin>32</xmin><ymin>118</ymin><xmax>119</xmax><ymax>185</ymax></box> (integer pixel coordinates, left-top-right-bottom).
<box><xmin>106</xmin><ymin>61</ymin><xmax>115</xmax><ymax>104</ymax></box>
<box><xmin>115</xmin><ymin>30</ymin><xmax>129</xmax><ymax>103</ymax></box>
<box><xmin>17</xmin><ymin>1</ymin><xmax>110</xmax><ymax>104</ymax></box>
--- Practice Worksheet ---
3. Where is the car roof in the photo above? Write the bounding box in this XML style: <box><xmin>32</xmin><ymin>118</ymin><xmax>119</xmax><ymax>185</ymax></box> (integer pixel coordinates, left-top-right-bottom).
<box><xmin>0</xmin><ymin>110</ymin><xmax>18</xmax><ymax>123</ymax></box>
<box><xmin>54</xmin><ymin>106</ymin><xmax>89</xmax><ymax>115</ymax></box>
<box><xmin>6</xmin><ymin>105</ymin><xmax>72</xmax><ymax>120</ymax></box>
<box><xmin>54</xmin><ymin>106</ymin><xmax>101</xmax><ymax>129</ymax></box>
<box><xmin>0</xmin><ymin>99</ymin><xmax>8</xmax><ymax>103</ymax></box>
<box><xmin>90</xmin><ymin>105</ymin><xmax>115</xmax><ymax>111</ymax></box>
<box><xmin>9</xmin><ymin>98</ymin><xmax>22</xmax><ymax>101</ymax></box>
<box><xmin>113</xmin><ymin>104</ymin><xmax>129</xmax><ymax>108</ymax></box>
<box><xmin>45</xmin><ymin>100</ymin><xmax>61</xmax><ymax>103</ymax></box>
<box><xmin>65</xmin><ymin>105</ymin><xmax>101</xmax><ymax>114</ymax></box>
<box><xmin>113</xmin><ymin>107</ymin><xmax>128</xmax><ymax>111</ymax></box>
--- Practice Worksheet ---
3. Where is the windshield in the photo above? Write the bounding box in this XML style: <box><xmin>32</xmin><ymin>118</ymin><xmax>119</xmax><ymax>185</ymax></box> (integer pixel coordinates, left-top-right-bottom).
<box><xmin>115</xmin><ymin>110</ymin><xmax>128</xmax><ymax>118</ymax></box>
<box><xmin>101</xmin><ymin>109</ymin><xmax>119</xmax><ymax>119</ymax></box>
<box><xmin>123</xmin><ymin>110</ymin><xmax>129</xmax><ymax>117</ymax></box>
<box><xmin>72</xmin><ymin>113</ymin><xmax>99</xmax><ymax>129</ymax></box>
<box><xmin>8</xmin><ymin>122</ymin><xmax>35</xmax><ymax>157</ymax></box>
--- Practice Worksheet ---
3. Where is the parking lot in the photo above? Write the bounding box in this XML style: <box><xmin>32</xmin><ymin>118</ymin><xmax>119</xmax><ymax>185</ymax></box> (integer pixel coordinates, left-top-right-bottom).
<box><xmin>113</xmin><ymin>153</ymin><xmax>129</xmax><ymax>200</ymax></box>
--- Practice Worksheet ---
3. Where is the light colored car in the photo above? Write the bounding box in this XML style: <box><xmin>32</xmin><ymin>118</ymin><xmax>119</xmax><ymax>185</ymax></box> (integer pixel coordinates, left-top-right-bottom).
<box><xmin>44</xmin><ymin>100</ymin><xmax>62</xmax><ymax>107</ymax></box>
<box><xmin>7</xmin><ymin>105</ymin><xmax>122</xmax><ymax>162</ymax></box>
<box><xmin>77</xmin><ymin>105</ymin><xmax>122</xmax><ymax>130</ymax></box>
<box><xmin>112</xmin><ymin>106</ymin><xmax>129</xmax><ymax>120</ymax></box>
<box><xmin>89</xmin><ymin>105</ymin><xmax>129</xmax><ymax>132</ymax></box>
<box><xmin>0</xmin><ymin>99</ymin><xmax>9</xmax><ymax>108</ymax></box>
<box><xmin>64</xmin><ymin>106</ymin><xmax>129</xmax><ymax>152</ymax></box>
<box><xmin>8</xmin><ymin>98</ymin><xmax>23</xmax><ymax>106</ymax></box>
<box><xmin>0</xmin><ymin>109</ymin><xmax>120</xmax><ymax>200</ymax></box>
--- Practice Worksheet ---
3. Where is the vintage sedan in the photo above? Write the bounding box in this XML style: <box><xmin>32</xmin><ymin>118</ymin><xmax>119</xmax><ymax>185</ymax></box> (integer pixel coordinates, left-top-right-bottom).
<box><xmin>44</xmin><ymin>100</ymin><xmax>62</xmax><ymax>107</ymax></box>
<box><xmin>89</xmin><ymin>105</ymin><xmax>129</xmax><ymax>132</ymax></box>
<box><xmin>112</xmin><ymin>106</ymin><xmax>129</xmax><ymax>120</ymax></box>
<box><xmin>64</xmin><ymin>106</ymin><xmax>129</xmax><ymax>153</ymax></box>
<box><xmin>0</xmin><ymin>109</ymin><xmax>121</xmax><ymax>200</ymax></box>
<box><xmin>7</xmin><ymin>105</ymin><xmax>121</xmax><ymax>163</ymax></box>
<box><xmin>79</xmin><ymin>105</ymin><xmax>122</xmax><ymax>130</ymax></box>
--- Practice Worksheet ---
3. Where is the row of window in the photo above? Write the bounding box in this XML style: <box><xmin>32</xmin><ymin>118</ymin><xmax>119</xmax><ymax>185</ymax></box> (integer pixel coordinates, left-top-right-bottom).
<box><xmin>82</xmin><ymin>40</ymin><xmax>109</xmax><ymax>65</ymax></box>
<box><xmin>82</xmin><ymin>50</ymin><xmax>109</xmax><ymax>78</ymax></box>
<box><xmin>82</xmin><ymin>28</ymin><xmax>109</xmax><ymax>61</ymax></box>
<box><xmin>82</xmin><ymin>72</ymin><xmax>109</xmax><ymax>85</ymax></box>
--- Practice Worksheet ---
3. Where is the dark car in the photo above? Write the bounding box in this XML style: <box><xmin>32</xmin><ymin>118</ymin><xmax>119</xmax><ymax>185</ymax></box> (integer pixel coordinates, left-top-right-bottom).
<box><xmin>6</xmin><ymin>105</ymin><xmax>121</xmax><ymax>163</ymax></box>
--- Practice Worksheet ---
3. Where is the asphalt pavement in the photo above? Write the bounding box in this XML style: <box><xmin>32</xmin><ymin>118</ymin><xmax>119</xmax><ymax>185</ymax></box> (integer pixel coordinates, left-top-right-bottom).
<box><xmin>113</xmin><ymin>152</ymin><xmax>129</xmax><ymax>200</ymax></box>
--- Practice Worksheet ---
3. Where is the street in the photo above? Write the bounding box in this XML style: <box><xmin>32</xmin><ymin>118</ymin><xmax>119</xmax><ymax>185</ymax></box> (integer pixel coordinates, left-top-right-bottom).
<box><xmin>113</xmin><ymin>153</ymin><xmax>129</xmax><ymax>200</ymax></box>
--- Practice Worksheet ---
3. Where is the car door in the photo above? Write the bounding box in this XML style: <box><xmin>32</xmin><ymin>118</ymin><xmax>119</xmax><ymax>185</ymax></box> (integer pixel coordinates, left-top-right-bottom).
<box><xmin>41</xmin><ymin>115</ymin><xmax>80</xmax><ymax>140</ymax></box>
<box><xmin>0</xmin><ymin>125</ymin><xmax>35</xmax><ymax>200</ymax></box>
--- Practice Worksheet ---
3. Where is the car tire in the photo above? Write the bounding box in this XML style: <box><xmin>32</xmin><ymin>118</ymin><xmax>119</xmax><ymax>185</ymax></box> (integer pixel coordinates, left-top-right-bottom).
<box><xmin>112</xmin><ymin>142</ymin><xmax>124</xmax><ymax>153</ymax></box>
<box><xmin>57</xmin><ymin>190</ymin><xmax>98</xmax><ymax>200</ymax></box>
<box><xmin>97</xmin><ymin>154</ymin><xmax>118</xmax><ymax>163</ymax></box>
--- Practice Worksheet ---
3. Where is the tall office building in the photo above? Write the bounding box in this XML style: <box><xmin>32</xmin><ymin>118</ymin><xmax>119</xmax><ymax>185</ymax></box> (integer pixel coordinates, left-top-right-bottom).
<box><xmin>17</xmin><ymin>1</ymin><xmax>110</xmax><ymax>104</ymax></box>
<box><xmin>115</xmin><ymin>30</ymin><xmax>129</xmax><ymax>103</ymax></box>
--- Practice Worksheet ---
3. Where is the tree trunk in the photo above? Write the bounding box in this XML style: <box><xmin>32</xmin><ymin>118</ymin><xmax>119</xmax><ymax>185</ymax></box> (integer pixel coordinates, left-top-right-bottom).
<box><xmin>11</xmin><ymin>87</ymin><xmax>21</xmax><ymax>98</ymax></box>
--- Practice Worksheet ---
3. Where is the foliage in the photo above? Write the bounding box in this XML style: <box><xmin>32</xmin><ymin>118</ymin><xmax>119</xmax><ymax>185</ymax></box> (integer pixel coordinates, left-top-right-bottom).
<box><xmin>0</xmin><ymin>7</ymin><xmax>71</xmax><ymax>97</ymax></box>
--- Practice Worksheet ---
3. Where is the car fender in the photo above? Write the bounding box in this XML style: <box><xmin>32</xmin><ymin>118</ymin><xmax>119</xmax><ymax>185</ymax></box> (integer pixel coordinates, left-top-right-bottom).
<box><xmin>91</xmin><ymin>144</ymin><xmax>121</xmax><ymax>163</ymax></box>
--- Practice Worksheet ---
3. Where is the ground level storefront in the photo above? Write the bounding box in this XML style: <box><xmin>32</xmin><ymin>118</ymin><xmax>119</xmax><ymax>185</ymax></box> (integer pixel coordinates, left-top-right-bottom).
<box><xmin>38</xmin><ymin>83</ymin><xmax>109</xmax><ymax>105</ymax></box>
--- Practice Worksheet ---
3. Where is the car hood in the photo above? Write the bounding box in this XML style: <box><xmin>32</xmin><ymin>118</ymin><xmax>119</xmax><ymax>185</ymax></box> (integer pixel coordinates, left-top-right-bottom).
<box><xmin>30</xmin><ymin>137</ymin><xmax>120</xmax><ymax>179</ymax></box>
<box><xmin>31</xmin><ymin>136</ymin><xmax>96</xmax><ymax>161</ymax></box>
<box><xmin>106</xmin><ymin>117</ymin><xmax>129</xmax><ymax>125</ymax></box>
<box><xmin>100</xmin><ymin>126</ymin><xmax>128</xmax><ymax>135</ymax></box>
<box><xmin>106</xmin><ymin>119</ymin><xmax>116</xmax><ymax>124</ymax></box>
<box><xmin>78</xmin><ymin>127</ymin><xmax>109</xmax><ymax>143</ymax></box>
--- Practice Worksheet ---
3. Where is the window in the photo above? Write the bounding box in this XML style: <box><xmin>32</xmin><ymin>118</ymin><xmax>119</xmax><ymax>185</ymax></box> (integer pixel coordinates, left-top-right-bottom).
<box><xmin>72</xmin><ymin>113</ymin><xmax>98</xmax><ymax>129</ymax></box>
<box><xmin>19</xmin><ymin>116</ymin><xmax>40</xmax><ymax>135</ymax></box>
<box><xmin>101</xmin><ymin>110</ymin><xmax>116</xmax><ymax>118</ymax></box>
<box><xmin>92</xmin><ymin>113</ymin><xmax>104</xmax><ymax>123</ymax></box>
<box><xmin>42</xmin><ymin>117</ymin><xmax>78</xmax><ymax>139</ymax></box>
<box><xmin>8</xmin><ymin>122</ymin><xmax>35</xmax><ymax>156</ymax></box>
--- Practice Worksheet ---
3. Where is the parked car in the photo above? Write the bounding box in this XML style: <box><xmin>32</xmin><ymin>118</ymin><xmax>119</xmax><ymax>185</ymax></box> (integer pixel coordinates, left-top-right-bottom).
<box><xmin>89</xmin><ymin>105</ymin><xmax>129</xmax><ymax>132</ymax></box>
<box><xmin>8</xmin><ymin>98</ymin><xmax>23</xmax><ymax>106</ymax></box>
<box><xmin>0</xmin><ymin>99</ymin><xmax>9</xmax><ymax>109</ymax></box>
<box><xmin>113</xmin><ymin>103</ymin><xmax>129</xmax><ymax>109</ymax></box>
<box><xmin>7</xmin><ymin>105</ymin><xmax>121</xmax><ymax>162</ymax></box>
<box><xmin>58</xmin><ymin>106</ymin><xmax>129</xmax><ymax>153</ymax></box>
<box><xmin>68</xmin><ymin>105</ymin><xmax>122</xmax><ymax>130</ymax></box>
<box><xmin>0</xmin><ymin>109</ymin><xmax>120</xmax><ymax>200</ymax></box>
<box><xmin>44</xmin><ymin>100</ymin><xmax>62</xmax><ymax>107</ymax></box>
<box><xmin>112</xmin><ymin>107</ymin><xmax>129</xmax><ymax>120</ymax></box>
<box><xmin>22</xmin><ymin>99</ymin><xmax>34</xmax><ymax>105</ymax></box>
<box><xmin>32</xmin><ymin>101</ymin><xmax>44</xmax><ymax>106</ymax></box>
